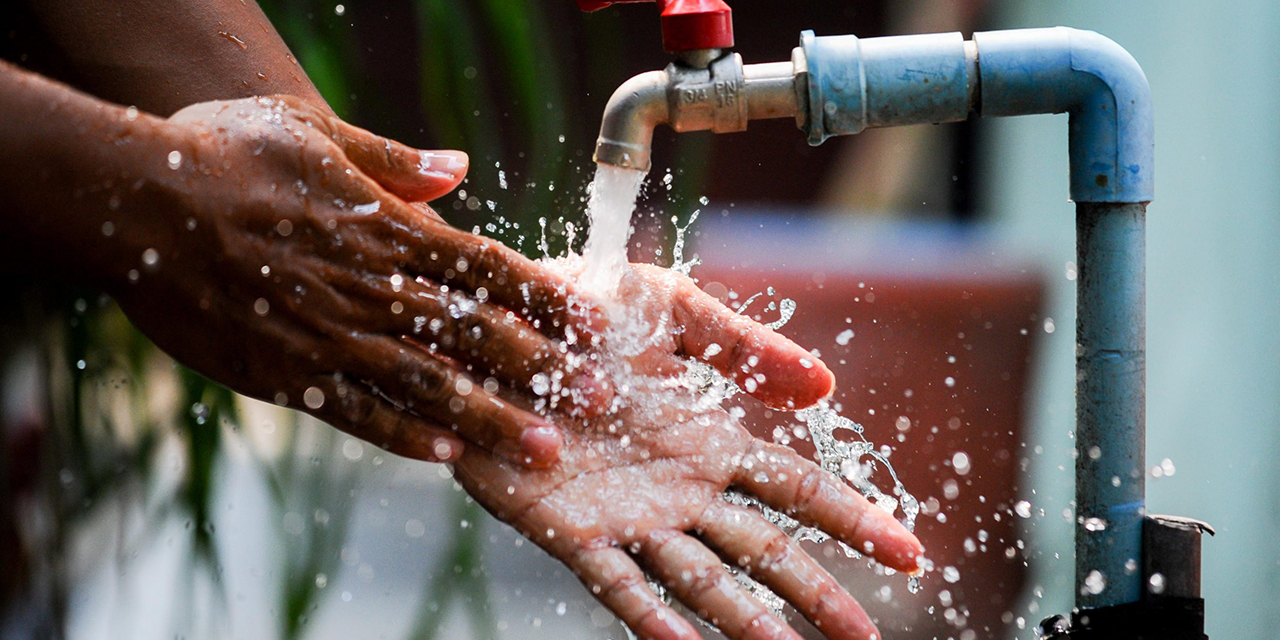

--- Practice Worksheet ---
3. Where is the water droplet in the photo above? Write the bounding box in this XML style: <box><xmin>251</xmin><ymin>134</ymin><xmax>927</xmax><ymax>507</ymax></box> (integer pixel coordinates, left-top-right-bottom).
<box><xmin>334</xmin><ymin>3</ymin><xmax>346</xmax><ymax>15</ymax></box>
<box><xmin>942</xmin><ymin>566</ymin><xmax>960</xmax><ymax>583</ymax></box>
<box><xmin>1148</xmin><ymin>572</ymin><xmax>1166</xmax><ymax>594</ymax></box>
<box><xmin>1082</xmin><ymin>517</ymin><xmax>1108</xmax><ymax>532</ymax></box>
<box><xmin>1083</xmin><ymin>569</ymin><xmax>1106</xmax><ymax>595</ymax></box>
<box><xmin>303</xmin><ymin>386</ymin><xmax>325</xmax><ymax>409</ymax></box>
<box><xmin>342</xmin><ymin>439</ymin><xmax>363</xmax><ymax>461</ymax></box>
<box><xmin>1015</xmin><ymin>500</ymin><xmax>1032</xmax><ymax>518</ymax></box>
<box><xmin>405</xmin><ymin>519</ymin><xmax>426</xmax><ymax>538</ymax></box>
<box><xmin>530</xmin><ymin>373</ymin><xmax>550</xmax><ymax>396</ymax></box>
<box><xmin>142</xmin><ymin>248</ymin><xmax>159</xmax><ymax>266</ymax></box>
<box><xmin>254</xmin><ymin>298</ymin><xmax>270</xmax><ymax>316</ymax></box>
<box><xmin>167</xmin><ymin>150</ymin><xmax>182</xmax><ymax>170</ymax></box>
<box><xmin>952</xmin><ymin>451</ymin><xmax>971</xmax><ymax>475</ymax></box>
<box><xmin>836</xmin><ymin>329</ymin><xmax>855</xmax><ymax>345</ymax></box>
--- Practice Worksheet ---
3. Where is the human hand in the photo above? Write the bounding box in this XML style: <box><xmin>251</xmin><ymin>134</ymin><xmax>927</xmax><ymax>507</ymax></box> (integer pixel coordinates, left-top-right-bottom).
<box><xmin>454</xmin><ymin>265</ymin><xmax>921</xmax><ymax>640</ymax></box>
<box><xmin>102</xmin><ymin>95</ymin><xmax>613</xmax><ymax>467</ymax></box>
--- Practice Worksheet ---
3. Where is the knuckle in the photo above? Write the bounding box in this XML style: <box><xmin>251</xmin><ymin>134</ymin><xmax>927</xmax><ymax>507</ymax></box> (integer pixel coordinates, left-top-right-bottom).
<box><xmin>599</xmin><ymin>568</ymin><xmax>646</xmax><ymax>601</ymax></box>
<box><xmin>726</xmin><ymin>328</ymin><xmax>751</xmax><ymax>372</ymax></box>
<box><xmin>643</xmin><ymin>530</ymin><xmax>682</xmax><ymax>559</ymax></box>
<box><xmin>793</xmin><ymin>466</ymin><xmax>827</xmax><ymax>514</ymax></box>
<box><xmin>808</xmin><ymin>577</ymin><xmax>844</xmax><ymax>617</ymax></box>
<box><xmin>684</xmin><ymin>564</ymin><xmax>724</xmax><ymax>600</ymax></box>
<box><xmin>342</xmin><ymin>389</ymin><xmax>380</xmax><ymax>427</ymax></box>
<box><xmin>399</xmin><ymin>352</ymin><xmax>453</xmax><ymax>408</ymax></box>
<box><xmin>757</xmin><ymin>529</ymin><xmax>794</xmax><ymax>570</ymax></box>
<box><xmin>446</xmin><ymin>301</ymin><xmax>488</xmax><ymax>354</ymax></box>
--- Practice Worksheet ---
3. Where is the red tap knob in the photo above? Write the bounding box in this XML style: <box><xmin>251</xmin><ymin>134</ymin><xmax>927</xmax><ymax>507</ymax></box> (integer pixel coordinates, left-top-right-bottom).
<box><xmin>659</xmin><ymin>0</ymin><xmax>733</xmax><ymax>52</ymax></box>
<box><xmin>575</xmin><ymin>0</ymin><xmax>733</xmax><ymax>53</ymax></box>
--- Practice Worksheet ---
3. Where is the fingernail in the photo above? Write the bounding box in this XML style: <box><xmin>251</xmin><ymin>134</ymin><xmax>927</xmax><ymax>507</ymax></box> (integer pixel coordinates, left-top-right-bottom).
<box><xmin>518</xmin><ymin>424</ymin><xmax>562</xmax><ymax>467</ymax></box>
<box><xmin>418</xmin><ymin>150</ymin><xmax>469</xmax><ymax>180</ymax></box>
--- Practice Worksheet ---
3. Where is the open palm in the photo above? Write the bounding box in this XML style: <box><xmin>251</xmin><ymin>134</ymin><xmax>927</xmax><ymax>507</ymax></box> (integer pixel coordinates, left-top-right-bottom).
<box><xmin>454</xmin><ymin>264</ymin><xmax>923</xmax><ymax>640</ymax></box>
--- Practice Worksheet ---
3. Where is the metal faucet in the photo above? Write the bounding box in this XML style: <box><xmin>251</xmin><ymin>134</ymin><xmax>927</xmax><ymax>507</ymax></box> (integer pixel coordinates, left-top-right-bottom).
<box><xmin>592</xmin><ymin>51</ymin><xmax>800</xmax><ymax>172</ymax></box>
<box><xmin>581</xmin><ymin>2</ymin><xmax>1212</xmax><ymax>638</ymax></box>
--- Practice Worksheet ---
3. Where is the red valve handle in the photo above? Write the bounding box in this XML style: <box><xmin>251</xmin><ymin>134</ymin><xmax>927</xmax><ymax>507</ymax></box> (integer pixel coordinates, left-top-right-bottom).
<box><xmin>575</xmin><ymin>0</ymin><xmax>733</xmax><ymax>53</ymax></box>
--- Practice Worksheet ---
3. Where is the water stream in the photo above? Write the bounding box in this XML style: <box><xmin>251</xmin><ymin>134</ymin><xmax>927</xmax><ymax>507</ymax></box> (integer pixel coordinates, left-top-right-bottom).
<box><xmin>579</xmin><ymin>164</ymin><xmax>647</xmax><ymax>296</ymax></box>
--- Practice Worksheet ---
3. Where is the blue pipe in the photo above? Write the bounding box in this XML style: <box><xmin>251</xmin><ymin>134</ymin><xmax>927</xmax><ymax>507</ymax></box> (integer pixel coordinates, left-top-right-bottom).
<box><xmin>802</xmin><ymin>27</ymin><xmax>1153</xmax><ymax>608</ymax></box>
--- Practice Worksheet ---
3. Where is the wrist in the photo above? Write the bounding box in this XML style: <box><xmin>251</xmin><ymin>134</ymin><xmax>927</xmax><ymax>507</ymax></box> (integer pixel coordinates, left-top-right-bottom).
<box><xmin>0</xmin><ymin>64</ymin><xmax>192</xmax><ymax>289</ymax></box>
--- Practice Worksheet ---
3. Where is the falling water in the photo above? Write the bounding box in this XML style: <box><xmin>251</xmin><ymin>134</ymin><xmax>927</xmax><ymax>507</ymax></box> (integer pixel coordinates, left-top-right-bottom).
<box><xmin>579</xmin><ymin>164</ymin><xmax>646</xmax><ymax>295</ymax></box>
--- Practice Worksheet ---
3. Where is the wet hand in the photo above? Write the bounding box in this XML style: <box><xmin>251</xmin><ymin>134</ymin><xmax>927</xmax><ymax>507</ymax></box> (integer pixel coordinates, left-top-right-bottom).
<box><xmin>454</xmin><ymin>266</ymin><xmax>921</xmax><ymax>640</ymax></box>
<box><xmin>592</xmin><ymin>263</ymin><xmax>836</xmax><ymax>411</ymax></box>
<box><xmin>108</xmin><ymin>95</ymin><xmax>612</xmax><ymax>467</ymax></box>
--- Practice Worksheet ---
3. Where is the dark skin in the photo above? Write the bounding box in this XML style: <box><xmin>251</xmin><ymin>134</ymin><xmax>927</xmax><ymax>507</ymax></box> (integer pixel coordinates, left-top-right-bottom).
<box><xmin>2</xmin><ymin>2</ymin><xmax>922</xmax><ymax>638</ymax></box>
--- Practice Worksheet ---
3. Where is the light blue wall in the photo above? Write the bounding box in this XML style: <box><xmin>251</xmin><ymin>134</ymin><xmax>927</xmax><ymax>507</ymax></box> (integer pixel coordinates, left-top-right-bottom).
<box><xmin>981</xmin><ymin>1</ymin><xmax>1280</xmax><ymax>637</ymax></box>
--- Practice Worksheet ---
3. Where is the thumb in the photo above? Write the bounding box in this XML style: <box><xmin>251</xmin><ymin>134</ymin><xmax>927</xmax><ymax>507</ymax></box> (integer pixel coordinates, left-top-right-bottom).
<box><xmin>330</xmin><ymin>118</ymin><xmax>468</xmax><ymax>202</ymax></box>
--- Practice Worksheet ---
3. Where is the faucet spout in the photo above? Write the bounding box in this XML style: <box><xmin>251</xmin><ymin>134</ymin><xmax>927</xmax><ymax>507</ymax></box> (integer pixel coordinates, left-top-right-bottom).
<box><xmin>594</xmin><ymin>70</ymin><xmax>671</xmax><ymax>172</ymax></box>
<box><xmin>593</xmin><ymin>51</ymin><xmax>803</xmax><ymax>172</ymax></box>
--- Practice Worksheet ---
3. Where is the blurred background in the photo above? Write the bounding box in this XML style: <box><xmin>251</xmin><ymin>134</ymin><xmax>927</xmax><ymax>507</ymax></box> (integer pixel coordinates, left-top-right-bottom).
<box><xmin>3</xmin><ymin>0</ymin><xmax>1279</xmax><ymax>639</ymax></box>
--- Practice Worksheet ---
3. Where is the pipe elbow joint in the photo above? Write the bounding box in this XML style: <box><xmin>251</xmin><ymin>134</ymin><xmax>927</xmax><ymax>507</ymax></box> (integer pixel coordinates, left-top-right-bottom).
<box><xmin>974</xmin><ymin>27</ymin><xmax>1154</xmax><ymax>203</ymax></box>
<box><xmin>593</xmin><ymin>70</ymin><xmax>671</xmax><ymax>172</ymax></box>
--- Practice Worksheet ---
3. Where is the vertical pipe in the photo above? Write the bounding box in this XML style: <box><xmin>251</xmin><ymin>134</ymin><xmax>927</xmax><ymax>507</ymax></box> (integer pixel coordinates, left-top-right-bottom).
<box><xmin>1075</xmin><ymin>201</ymin><xmax>1146</xmax><ymax>607</ymax></box>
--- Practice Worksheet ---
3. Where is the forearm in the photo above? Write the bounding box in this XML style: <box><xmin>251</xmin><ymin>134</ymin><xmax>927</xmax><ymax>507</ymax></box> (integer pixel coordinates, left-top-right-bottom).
<box><xmin>20</xmin><ymin>0</ymin><xmax>326</xmax><ymax>116</ymax></box>
<box><xmin>0</xmin><ymin>61</ymin><xmax>179</xmax><ymax>286</ymax></box>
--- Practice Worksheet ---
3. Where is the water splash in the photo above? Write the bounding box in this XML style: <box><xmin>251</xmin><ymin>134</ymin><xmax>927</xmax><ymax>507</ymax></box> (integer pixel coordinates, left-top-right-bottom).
<box><xmin>576</xmin><ymin>163</ymin><xmax>922</xmax><ymax>624</ymax></box>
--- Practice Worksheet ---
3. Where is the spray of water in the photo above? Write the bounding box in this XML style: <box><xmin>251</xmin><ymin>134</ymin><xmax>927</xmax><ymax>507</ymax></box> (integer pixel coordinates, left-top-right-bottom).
<box><xmin>561</xmin><ymin>163</ymin><xmax>923</xmax><ymax>627</ymax></box>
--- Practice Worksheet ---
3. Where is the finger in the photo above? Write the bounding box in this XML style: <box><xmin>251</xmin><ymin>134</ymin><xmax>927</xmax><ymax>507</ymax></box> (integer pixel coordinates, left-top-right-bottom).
<box><xmin>303</xmin><ymin>374</ymin><xmax>464</xmax><ymax>463</ymax></box>
<box><xmin>640</xmin><ymin>530</ymin><xmax>801</xmax><ymax>640</ymax></box>
<box><xmin>672</xmin><ymin>283</ymin><xmax>834</xmax><ymax>410</ymax></box>
<box><xmin>329</xmin><ymin>118</ymin><xmax>468</xmax><ymax>202</ymax></box>
<box><xmin>339</xmin><ymin>334</ymin><xmax>563</xmax><ymax>468</ymax></box>
<box><xmin>400</xmin><ymin>219</ymin><xmax>606</xmax><ymax>340</ymax></box>
<box><xmin>732</xmin><ymin>441</ymin><xmax>923</xmax><ymax>573</ymax></box>
<box><xmin>567</xmin><ymin>545</ymin><xmax>700</xmax><ymax>640</ymax></box>
<box><xmin>699</xmin><ymin>503</ymin><xmax>879</xmax><ymax>640</ymax></box>
<box><xmin>364</xmin><ymin>277</ymin><xmax>613</xmax><ymax>416</ymax></box>
<box><xmin>409</xmin><ymin>201</ymin><xmax>445</xmax><ymax>223</ymax></box>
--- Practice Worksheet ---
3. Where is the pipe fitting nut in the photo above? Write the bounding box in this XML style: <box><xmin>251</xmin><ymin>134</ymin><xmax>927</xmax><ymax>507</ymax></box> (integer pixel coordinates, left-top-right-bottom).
<box><xmin>666</xmin><ymin>52</ymin><xmax>748</xmax><ymax>134</ymax></box>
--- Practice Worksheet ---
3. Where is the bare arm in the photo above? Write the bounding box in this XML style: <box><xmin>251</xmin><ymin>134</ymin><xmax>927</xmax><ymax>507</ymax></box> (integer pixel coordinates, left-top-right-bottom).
<box><xmin>20</xmin><ymin>0</ymin><xmax>326</xmax><ymax>115</ymax></box>
<box><xmin>0</xmin><ymin>61</ymin><xmax>583</xmax><ymax>466</ymax></box>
